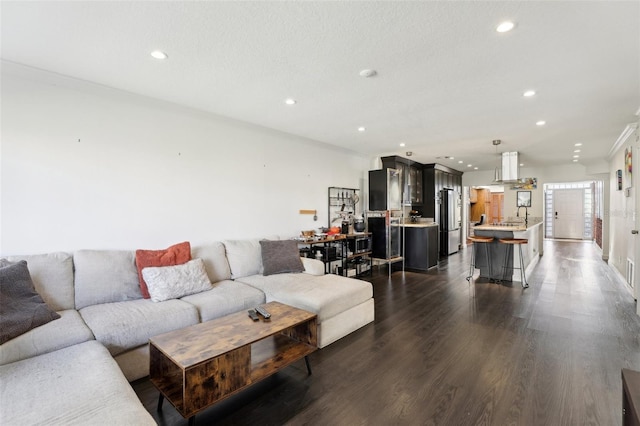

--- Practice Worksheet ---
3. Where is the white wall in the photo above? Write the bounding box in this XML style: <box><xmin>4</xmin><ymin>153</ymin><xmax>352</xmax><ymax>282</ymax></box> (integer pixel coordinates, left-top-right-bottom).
<box><xmin>608</xmin><ymin>122</ymin><xmax>639</xmax><ymax>301</ymax></box>
<box><xmin>1</xmin><ymin>63</ymin><xmax>369</xmax><ymax>254</ymax></box>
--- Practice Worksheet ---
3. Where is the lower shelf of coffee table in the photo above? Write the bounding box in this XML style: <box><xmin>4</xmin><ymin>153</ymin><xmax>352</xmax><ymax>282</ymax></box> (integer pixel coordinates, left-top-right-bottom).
<box><xmin>250</xmin><ymin>333</ymin><xmax>315</xmax><ymax>380</ymax></box>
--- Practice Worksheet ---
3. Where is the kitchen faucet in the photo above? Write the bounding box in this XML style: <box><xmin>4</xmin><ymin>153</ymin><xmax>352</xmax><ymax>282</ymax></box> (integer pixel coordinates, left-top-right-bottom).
<box><xmin>516</xmin><ymin>206</ymin><xmax>529</xmax><ymax>226</ymax></box>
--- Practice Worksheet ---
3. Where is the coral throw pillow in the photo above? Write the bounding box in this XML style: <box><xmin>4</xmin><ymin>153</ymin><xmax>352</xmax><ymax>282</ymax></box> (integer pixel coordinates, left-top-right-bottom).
<box><xmin>135</xmin><ymin>241</ymin><xmax>191</xmax><ymax>299</ymax></box>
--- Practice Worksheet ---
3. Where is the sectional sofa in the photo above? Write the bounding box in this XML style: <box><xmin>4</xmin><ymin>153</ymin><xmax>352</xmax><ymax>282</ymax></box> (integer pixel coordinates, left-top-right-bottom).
<box><xmin>0</xmin><ymin>239</ymin><xmax>374</xmax><ymax>425</ymax></box>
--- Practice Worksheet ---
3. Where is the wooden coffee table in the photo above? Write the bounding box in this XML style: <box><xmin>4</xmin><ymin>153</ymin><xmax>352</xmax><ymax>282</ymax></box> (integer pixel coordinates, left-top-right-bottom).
<box><xmin>149</xmin><ymin>301</ymin><xmax>317</xmax><ymax>425</ymax></box>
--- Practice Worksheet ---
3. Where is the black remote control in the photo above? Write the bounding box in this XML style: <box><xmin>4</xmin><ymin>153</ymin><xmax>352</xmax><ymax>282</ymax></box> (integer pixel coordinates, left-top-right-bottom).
<box><xmin>255</xmin><ymin>305</ymin><xmax>271</xmax><ymax>319</ymax></box>
<box><xmin>248</xmin><ymin>309</ymin><xmax>259</xmax><ymax>321</ymax></box>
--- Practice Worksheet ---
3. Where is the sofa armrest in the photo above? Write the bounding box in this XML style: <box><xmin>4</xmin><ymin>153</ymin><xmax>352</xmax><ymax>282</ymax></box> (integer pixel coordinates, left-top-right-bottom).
<box><xmin>301</xmin><ymin>257</ymin><xmax>325</xmax><ymax>276</ymax></box>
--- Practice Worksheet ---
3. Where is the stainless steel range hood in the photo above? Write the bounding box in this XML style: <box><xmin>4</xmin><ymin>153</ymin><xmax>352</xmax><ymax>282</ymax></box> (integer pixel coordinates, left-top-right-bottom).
<box><xmin>500</xmin><ymin>151</ymin><xmax>519</xmax><ymax>183</ymax></box>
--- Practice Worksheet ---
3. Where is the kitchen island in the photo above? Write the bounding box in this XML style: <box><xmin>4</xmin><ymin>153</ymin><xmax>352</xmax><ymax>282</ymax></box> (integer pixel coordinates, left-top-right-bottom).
<box><xmin>471</xmin><ymin>221</ymin><xmax>543</xmax><ymax>283</ymax></box>
<box><xmin>401</xmin><ymin>222</ymin><xmax>439</xmax><ymax>271</ymax></box>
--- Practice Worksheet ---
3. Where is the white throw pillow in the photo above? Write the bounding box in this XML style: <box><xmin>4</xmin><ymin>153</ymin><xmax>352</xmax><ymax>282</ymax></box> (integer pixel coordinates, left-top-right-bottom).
<box><xmin>141</xmin><ymin>258</ymin><xmax>212</xmax><ymax>302</ymax></box>
<box><xmin>300</xmin><ymin>257</ymin><xmax>325</xmax><ymax>276</ymax></box>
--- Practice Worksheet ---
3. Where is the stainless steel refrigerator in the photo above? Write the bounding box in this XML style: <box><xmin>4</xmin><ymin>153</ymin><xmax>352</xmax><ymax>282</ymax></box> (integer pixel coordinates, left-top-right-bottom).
<box><xmin>439</xmin><ymin>189</ymin><xmax>461</xmax><ymax>255</ymax></box>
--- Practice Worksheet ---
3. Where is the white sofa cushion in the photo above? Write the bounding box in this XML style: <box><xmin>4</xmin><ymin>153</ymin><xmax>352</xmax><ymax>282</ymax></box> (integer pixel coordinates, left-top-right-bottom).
<box><xmin>0</xmin><ymin>340</ymin><xmax>156</xmax><ymax>425</ymax></box>
<box><xmin>142</xmin><ymin>258</ymin><xmax>213</xmax><ymax>302</ymax></box>
<box><xmin>74</xmin><ymin>250</ymin><xmax>142</xmax><ymax>309</ymax></box>
<box><xmin>180</xmin><ymin>280</ymin><xmax>266</xmax><ymax>322</ymax></box>
<box><xmin>317</xmin><ymin>299</ymin><xmax>374</xmax><ymax>348</ymax></box>
<box><xmin>79</xmin><ymin>299</ymin><xmax>198</xmax><ymax>356</ymax></box>
<box><xmin>0</xmin><ymin>309</ymin><xmax>94</xmax><ymax>366</ymax></box>
<box><xmin>191</xmin><ymin>242</ymin><xmax>232</xmax><ymax>283</ymax></box>
<box><xmin>236</xmin><ymin>273</ymin><xmax>373</xmax><ymax>322</ymax></box>
<box><xmin>4</xmin><ymin>252</ymin><xmax>74</xmax><ymax>311</ymax></box>
<box><xmin>301</xmin><ymin>257</ymin><xmax>325</xmax><ymax>276</ymax></box>
<box><xmin>223</xmin><ymin>239</ymin><xmax>264</xmax><ymax>279</ymax></box>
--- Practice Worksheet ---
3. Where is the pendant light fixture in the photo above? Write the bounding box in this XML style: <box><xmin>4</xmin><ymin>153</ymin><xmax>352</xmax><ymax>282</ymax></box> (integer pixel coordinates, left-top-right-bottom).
<box><xmin>493</xmin><ymin>140</ymin><xmax>502</xmax><ymax>182</ymax></box>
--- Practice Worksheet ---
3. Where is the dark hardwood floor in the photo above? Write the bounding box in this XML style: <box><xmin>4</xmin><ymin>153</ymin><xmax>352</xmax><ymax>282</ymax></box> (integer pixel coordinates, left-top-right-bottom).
<box><xmin>133</xmin><ymin>240</ymin><xmax>640</xmax><ymax>425</ymax></box>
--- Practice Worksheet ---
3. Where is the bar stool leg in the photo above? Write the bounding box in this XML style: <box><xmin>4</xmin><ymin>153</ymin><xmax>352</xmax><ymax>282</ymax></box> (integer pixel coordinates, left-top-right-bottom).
<box><xmin>519</xmin><ymin>244</ymin><xmax>529</xmax><ymax>288</ymax></box>
<box><xmin>484</xmin><ymin>242</ymin><xmax>492</xmax><ymax>282</ymax></box>
<box><xmin>501</xmin><ymin>243</ymin><xmax>509</xmax><ymax>282</ymax></box>
<box><xmin>466</xmin><ymin>243</ymin><xmax>475</xmax><ymax>281</ymax></box>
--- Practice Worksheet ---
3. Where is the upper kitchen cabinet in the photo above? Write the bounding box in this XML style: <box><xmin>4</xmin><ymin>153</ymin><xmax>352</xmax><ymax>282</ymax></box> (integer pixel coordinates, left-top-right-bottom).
<box><xmin>368</xmin><ymin>169</ymin><xmax>402</xmax><ymax>211</ymax></box>
<box><xmin>422</xmin><ymin>164</ymin><xmax>463</xmax><ymax>224</ymax></box>
<box><xmin>469</xmin><ymin>188</ymin><xmax>478</xmax><ymax>203</ymax></box>
<box><xmin>409</xmin><ymin>166</ymin><xmax>423</xmax><ymax>205</ymax></box>
<box><xmin>380</xmin><ymin>156</ymin><xmax>423</xmax><ymax>206</ymax></box>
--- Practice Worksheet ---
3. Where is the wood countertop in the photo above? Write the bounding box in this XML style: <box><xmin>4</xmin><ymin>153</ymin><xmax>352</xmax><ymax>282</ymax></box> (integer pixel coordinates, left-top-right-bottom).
<box><xmin>400</xmin><ymin>223</ymin><xmax>438</xmax><ymax>228</ymax></box>
<box><xmin>473</xmin><ymin>221</ymin><xmax>542</xmax><ymax>232</ymax></box>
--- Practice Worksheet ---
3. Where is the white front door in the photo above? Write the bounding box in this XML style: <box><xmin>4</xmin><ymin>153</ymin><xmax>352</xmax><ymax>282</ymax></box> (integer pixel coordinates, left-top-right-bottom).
<box><xmin>553</xmin><ymin>188</ymin><xmax>584</xmax><ymax>239</ymax></box>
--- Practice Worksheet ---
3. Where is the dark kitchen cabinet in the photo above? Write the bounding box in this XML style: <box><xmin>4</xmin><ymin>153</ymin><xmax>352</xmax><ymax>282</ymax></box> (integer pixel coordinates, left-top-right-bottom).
<box><xmin>423</xmin><ymin>164</ymin><xmax>463</xmax><ymax>257</ymax></box>
<box><xmin>403</xmin><ymin>225</ymin><xmax>438</xmax><ymax>271</ymax></box>
<box><xmin>381</xmin><ymin>156</ymin><xmax>423</xmax><ymax>206</ymax></box>
<box><xmin>409</xmin><ymin>166</ymin><xmax>423</xmax><ymax>205</ymax></box>
<box><xmin>422</xmin><ymin>163</ymin><xmax>463</xmax><ymax>226</ymax></box>
<box><xmin>368</xmin><ymin>169</ymin><xmax>402</xmax><ymax>211</ymax></box>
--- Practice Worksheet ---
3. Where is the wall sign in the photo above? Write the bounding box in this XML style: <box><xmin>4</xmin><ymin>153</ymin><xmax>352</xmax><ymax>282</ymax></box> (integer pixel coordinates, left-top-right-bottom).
<box><xmin>617</xmin><ymin>169</ymin><xmax>623</xmax><ymax>191</ymax></box>
<box><xmin>510</xmin><ymin>177</ymin><xmax>537</xmax><ymax>190</ymax></box>
<box><xmin>625</xmin><ymin>146</ymin><xmax>632</xmax><ymax>189</ymax></box>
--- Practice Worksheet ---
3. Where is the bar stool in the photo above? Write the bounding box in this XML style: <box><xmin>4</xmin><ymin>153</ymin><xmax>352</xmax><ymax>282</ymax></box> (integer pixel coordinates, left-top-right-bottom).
<box><xmin>466</xmin><ymin>236</ymin><xmax>494</xmax><ymax>282</ymax></box>
<box><xmin>499</xmin><ymin>238</ymin><xmax>529</xmax><ymax>288</ymax></box>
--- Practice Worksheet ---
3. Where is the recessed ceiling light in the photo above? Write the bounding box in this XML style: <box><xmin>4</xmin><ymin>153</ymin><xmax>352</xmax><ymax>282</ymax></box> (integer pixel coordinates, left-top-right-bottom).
<box><xmin>575</xmin><ymin>143</ymin><xmax>583</xmax><ymax>146</ymax></box>
<box><xmin>150</xmin><ymin>50</ymin><xmax>168</xmax><ymax>60</ymax></box>
<box><xmin>573</xmin><ymin>155</ymin><xmax>580</xmax><ymax>158</ymax></box>
<box><xmin>496</xmin><ymin>21</ymin><xmax>515</xmax><ymax>33</ymax></box>
<box><xmin>400</xmin><ymin>143</ymin><xmax>406</xmax><ymax>147</ymax></box>
<box><xmin>523</xmin><ymin>90</ymin><xmax>536</xmax><ymax>97</ymax></box>
<box><xmin>284</xmin><ymin>98</ymin><xmax>296</xmax><ymax>105</ymax></box>
<box><xmin>573</xmin><ymin>159</ymin><xmax>579</xmax><ymax>162</ymax></box>
<box><xmin>574</xmin><ymin>149</ymin><xmax>581</xmax><ymax>153</ymax></box>
<box><xmin>458</xmin><ymin>160</ymin><xmax>463</xmax><ymax>164</ymax></box>
<box><xmin>358</xmin><ymin>127</ymin><xmax>366</xmax><ymax>132</ymax></box>
<box><xmin>467</xmin><ymin>164</ymin><xmax>472</xmax><ymax>168</ymax></box>
<box><xmin>536</xmin><ymin>120</ymin><xmax>546</xmax><ymax>126</ymax></box>
<box><xmin>520</xmin><ymin>163</ymin><xmax>524</xmax><ymax>167</ymax></box>
<box><xmin>474</xmin><ymin>167</ymin><xmax>478</xmax><ymax>170</ymax></box>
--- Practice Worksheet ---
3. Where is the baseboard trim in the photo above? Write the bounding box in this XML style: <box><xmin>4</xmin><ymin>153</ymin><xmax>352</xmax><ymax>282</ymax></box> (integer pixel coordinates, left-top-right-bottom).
<box><xmin>609</xmin><ymin>262</ymin><xmax>636</xmax><ymax>300</ymax></box>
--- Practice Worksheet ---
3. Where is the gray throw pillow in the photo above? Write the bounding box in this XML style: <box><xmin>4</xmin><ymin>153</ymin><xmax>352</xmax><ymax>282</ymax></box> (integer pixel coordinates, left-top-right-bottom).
<box><xmin>260</xmin><ymin>240</ymin><xmax>305</xmax><ymax>276</ymax></box>
<box><xmin>0</xmin><ymin>260</ymin><xmax>61</xmax><ymax>345</ymax></box>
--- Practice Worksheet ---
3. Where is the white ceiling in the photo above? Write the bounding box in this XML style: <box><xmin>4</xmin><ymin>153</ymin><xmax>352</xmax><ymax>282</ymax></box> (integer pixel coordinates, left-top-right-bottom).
<box><xmin>2</xmin><ymin>1</ymin><xmax>639</xmax><ymax>171</ymax></box>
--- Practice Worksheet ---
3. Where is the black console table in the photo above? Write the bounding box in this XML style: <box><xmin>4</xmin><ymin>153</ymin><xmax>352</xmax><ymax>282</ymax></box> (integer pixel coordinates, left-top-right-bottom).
<box><xmin>623</xmin><ymin>368</ymin><xmax>640</xmax><ymax>426</ymax></box>
<box><xmin>298</xmin><ymin>235</ymin><xmax>347</xmax><ymax>275</ymax></box>
<box><xmin>298</xmin><ymin>234</ymin><xmax>372</xmax><ymax>277</ymax></box>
